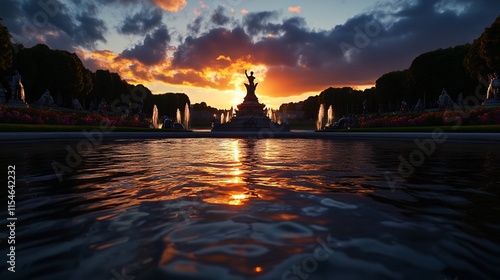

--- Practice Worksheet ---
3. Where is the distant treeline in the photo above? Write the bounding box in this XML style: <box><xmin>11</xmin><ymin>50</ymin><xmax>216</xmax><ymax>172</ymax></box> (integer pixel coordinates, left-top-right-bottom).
<box><xmin>0</xmin><ymin>19</ymin><xmax>189</xmax><ymax>118</ymax></box>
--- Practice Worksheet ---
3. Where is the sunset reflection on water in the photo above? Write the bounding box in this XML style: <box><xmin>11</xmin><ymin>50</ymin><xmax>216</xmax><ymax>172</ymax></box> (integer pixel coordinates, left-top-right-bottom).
<box><xmin>2</xmin><ymin>139</ymin><xmax>500</xmax><ymax>280</ymax></box>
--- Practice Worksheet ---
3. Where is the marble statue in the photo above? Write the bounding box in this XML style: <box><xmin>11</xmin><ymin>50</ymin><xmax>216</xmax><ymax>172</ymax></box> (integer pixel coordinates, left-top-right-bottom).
<box><xmin>73</xmin><ymin>98</ymin><xmax>83</xmax><ymax>111</ymax></box>
<box><xmin>37</xmin><ymin>89</ymin><xmax>55</xmax><ymax>107</ymax></box>
<box><xmin>438</xmin><ymin>88</ymin><xmax>453</xmax><ymax>111</ymax></box>
<box><xmin>9</xmin><ymin>70</ymin><xmax>24</xmax><ymax>101</ymax></box>
<box><xmin>414</xmin><ymin>98</ymin><xmax>423</xmax><ymax>112</ymax></box>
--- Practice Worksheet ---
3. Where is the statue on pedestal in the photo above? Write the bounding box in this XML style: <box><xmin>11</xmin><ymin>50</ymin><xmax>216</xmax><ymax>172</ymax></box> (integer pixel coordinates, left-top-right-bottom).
<box><xmin>36</xmin><ymin>89</ymin><xmax>55</xmax><ymax>107</ymax></box>
<box><xmin>438</xmin><ymin>88</ymin><xmax>453</xmax><ymax>111</ymax></box>
<box><xmin>244</xmin><ymin>70</ymin><xmax>259</xmax><ymax>102</ymax></box>
<box><xmin>487</xmin><ymin>72</ymin><xmax>500</xmax><ymax>99</ymax></box>
<box><xmin>211</xmin><ymin>69</ymin><xmax>290</xmax><ymax>132</ymax></box>
<box><xmin>414</xmin><ymin>98</ymin><xmax>423</xmax><ymax>113</ymax></box>
<box><xmin>6</xmin><ymin>70</ymin><xmax>28</xmax><ymax>107</ymax></box>
<box><xmin>73</xmin><ymin>98</ymin><xmax>83</xmax><ymax>111</ymax></box>
<box><xmin>9</xmin><ymin>70</ymin><xmax>24</xmax><ymax>101</ymax></box>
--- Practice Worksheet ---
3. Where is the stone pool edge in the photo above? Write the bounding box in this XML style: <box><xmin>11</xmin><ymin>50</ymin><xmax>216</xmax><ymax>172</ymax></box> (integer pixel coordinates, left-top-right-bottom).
<box><xmin>1</xmin><ymin>131</ymin><xmax>500</xmax><ymax>143</ymax></box>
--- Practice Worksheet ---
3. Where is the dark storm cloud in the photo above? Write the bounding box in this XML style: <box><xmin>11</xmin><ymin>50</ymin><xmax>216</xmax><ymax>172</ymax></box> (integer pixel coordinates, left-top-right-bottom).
<box><xmin>0</xmin><ymin>0</ymin><xmax>107</xmax><ymax>49</ymax></box>
<box><xmin>73</xmin><ymin>14</ymin><xmax>107</xmax><ymax>48</ymax></box>
<box><xmin>173</xmin><ymin>27</ymin><xmax>252</xmax><ymax>69</ymax></box>
<box><xmin>119</xmin><ymin>25</ymin><xmax>171</xmax><ymax>65</ymax></box>
<box><xmin>187</xmin><ymin>15</ymin><xmax>204</xmax><ymax>35</ymax></box>
<box><xmin>119</xmin><ymin>8</ymin><xmax>163</xmax><ymax>35</ymax></box>
<box><xmin>243</xmin><ymin>11</ymin><xmax>280</xmax><ymax>36</ymax></box>
<box><xmin>210</xmin><ymin>6</ymin><xmax>230</xmax><ymax>26</ymax></box>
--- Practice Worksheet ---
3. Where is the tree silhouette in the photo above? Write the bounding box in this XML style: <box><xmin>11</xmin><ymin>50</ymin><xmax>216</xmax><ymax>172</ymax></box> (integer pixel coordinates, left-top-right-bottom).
<box><xmin>0</xmin><ymin>18</ymin><xmax>13</xmax><ymax>76</ymax></box>
<box><xmin>464</xmin><ymin>16</ymin><xmax>500</xmax><ymax>78</ymax></box>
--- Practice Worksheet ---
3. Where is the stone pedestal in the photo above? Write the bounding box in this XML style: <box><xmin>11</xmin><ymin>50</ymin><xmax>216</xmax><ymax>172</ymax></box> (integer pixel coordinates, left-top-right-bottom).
<box><xmin>7</xmin><ymin>99</ymin><xmax>29</xmax><ymax>108</ymax></box>
<box><xmin>482</xmin><ymin>97</ymin><xmax>500</xmax><ymax>107</ymax></box>
<box><xmin>212</xmin><ymin>80</ymin><xmax>289</xmax><ymax>132</ymax></box>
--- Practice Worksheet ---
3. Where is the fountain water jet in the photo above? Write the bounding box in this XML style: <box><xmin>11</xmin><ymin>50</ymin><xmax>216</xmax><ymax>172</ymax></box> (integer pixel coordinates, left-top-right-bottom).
<box><xmin>327</xmin><ymin>105</ymin><xmax>334</xmax><ymax>126</ymax></box>
<box><xmin>152</xmin><ymin>105</ymin><xmax>159</xmax><ymax>129</ymax></box>
<box><xmin>183</xmin><ymin>103</ymin><xmax>190</xmax><ymax>129</ymax></box>
<box><xmin>221</xmin><ymin>113</ymin><xmax>226</xmax><ymax>124</ymax></box>
<box><xmin>176</xmin><ymin>108</ymin><xmax>182</xmax><ymax>124</ymax></box>
<box><xmin>316</xmin><ymin>104</ymin><xmax>325</xmax><ymax>130</ymax></box>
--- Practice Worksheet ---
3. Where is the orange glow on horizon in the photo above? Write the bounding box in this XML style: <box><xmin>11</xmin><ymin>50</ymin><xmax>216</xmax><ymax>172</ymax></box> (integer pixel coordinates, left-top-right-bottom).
<box><xmin>76</xmin><ymin>48</ymin><xmax>375</xmax><ymax>109</ymax></box>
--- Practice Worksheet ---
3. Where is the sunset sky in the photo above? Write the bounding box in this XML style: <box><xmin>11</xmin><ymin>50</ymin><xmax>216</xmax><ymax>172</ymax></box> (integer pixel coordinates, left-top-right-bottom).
<box><xmin>1</xmin><ymin>0</ymin><xmax>499</xmax><ymax>109</ymax></box>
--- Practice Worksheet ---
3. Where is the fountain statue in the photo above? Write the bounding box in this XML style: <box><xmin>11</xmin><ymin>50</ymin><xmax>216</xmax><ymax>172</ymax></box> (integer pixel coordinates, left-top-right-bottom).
<box><xmin>73</xmin><ymin>98</ymin><xmax>83</xmax><ymax>111</ymax></box>
<box><xmin>212</xmin><ymin>70</ymin><xmax>290</xmax><ymax>132</ymax></box>
<box><xmin>483</xmin><ymin>72</ymin><xmax>500</xmax><ymax>106</ymax></box>
<box><xmin>438</xmin><ymin>88</ymin><xmax>453</xmax><ymax>111</ymax></box>
<box><xmin>7</xmin><ymin>70</ymin><xmax>28</xmax><ymax>108</ymax></box>
<box><xmin>36</xmin><ymin>89</ymin><xmax>55</xmax><ymax>107</ymax></box>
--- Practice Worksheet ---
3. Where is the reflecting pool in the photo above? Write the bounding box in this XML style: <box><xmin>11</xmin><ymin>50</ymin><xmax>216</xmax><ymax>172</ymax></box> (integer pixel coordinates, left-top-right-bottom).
<box><xmin>1</xmin><ymin>138</ymin><xmax>500</xmax><ymax>280</ymax></box>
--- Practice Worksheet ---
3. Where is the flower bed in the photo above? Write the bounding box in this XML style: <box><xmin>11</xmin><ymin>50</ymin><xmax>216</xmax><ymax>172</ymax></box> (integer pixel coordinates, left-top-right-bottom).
<box><xmin>360</xmin><ymin>107</ymin><xmax>500</xmax><ymax>128</ymax></box>
<box><xmin>0</xmin><ymin>106</ymin><xmax>150</xmax><ymax>128</ymax></box>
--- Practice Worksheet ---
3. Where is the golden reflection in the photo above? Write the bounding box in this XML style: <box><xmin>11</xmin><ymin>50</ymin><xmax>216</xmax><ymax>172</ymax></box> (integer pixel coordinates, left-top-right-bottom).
<box><xmin>223</xmin><ymin>140</ymin><xmax>243</xmax><ymax>184</ymax></box>
<box><xmin>255</xmin><ymin>266</ymin><xmax>263</xmax><ymax>273</ymax></box>
<box><xmin>233</xmin><ymin>140</ymin><xmax>240</xmax><ymax>162</ymax></box>
<box><xmin>229</xmin><ymin>193</ymin><xmax>248</xmax><ymax>205</ymax></box>
<box><xmin>204</xmin><ymin>191</ymin><xmax>254</xmax><ymax>206</ymax></box>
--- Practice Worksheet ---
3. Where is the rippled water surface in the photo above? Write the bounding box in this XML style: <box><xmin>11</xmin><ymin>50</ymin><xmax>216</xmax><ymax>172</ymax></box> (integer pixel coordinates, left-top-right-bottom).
<box><xmin>1</xmin><ymin>138</ymin><xmax>500</xmax><ymax>280</ymax></box>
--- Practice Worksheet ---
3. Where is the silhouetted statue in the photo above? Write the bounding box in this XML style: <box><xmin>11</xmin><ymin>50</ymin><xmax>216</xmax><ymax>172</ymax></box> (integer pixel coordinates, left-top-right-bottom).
<box><xmin>438</xmin><ymin>88</ymin><xmax>453</xmax><ymax>111</ymax></box>
<box><xmin>73</xmin><ymin>98</ymin><xmax>83</xmax><ymax>111</ymax></box>
<box><xmin>9</xmin><ymin>70</ymin><xmax>24</xmax><ymax>101</ymax></box>
<box><xmin>487</xmin><ymin>72</ymin><xmax>500</xmax><ymax>99</ymax></box>
<box><xmin>401</xmin><ymin>100</ymin><xmax>408</xmax><ymax>113</ymax></box>
<box><xmin>244</xmin><ymin>70</ymin><xmax>259</xmax><ymax>102</ymax></box>
<box><xmin>98</xmin><ymin>98</ymin><xmax>107</xmax><ymax>114</ymax></box>
<box><xmin>245</xmin><ymin>70</ymin><xmax>256</xmax><ymax>86</ymax></box>
<box><xmin>37</xmin><ymin>89</ymin><xmax>55</xmax><ymax>107</ymax></box>
<box><xmin>414</xmin><ymin>98</ymin><xmax>423</xmax><ymax>112</ymax></box>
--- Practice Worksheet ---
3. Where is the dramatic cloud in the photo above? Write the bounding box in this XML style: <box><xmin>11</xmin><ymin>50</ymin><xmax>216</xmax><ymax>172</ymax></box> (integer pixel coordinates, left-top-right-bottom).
<box><xmin>119</xmin><ymin>25</ymin><xmax>171</xmax><ymax>65</ymax></box>
<box><xmin>149</xmin><ymin>0</ymin><xmax>186</xmax><ymax>12</ymax></box>
<box><xmin>173</xmin><ymin>27</ymin><xmax>253</xmax><ymax>71</ymax></box>
<box><xmin>119</xmin><ymin>8</ymin><xmax>163</xmax><ymax>35</ymax></box>
<box><xmin>243</xmin><ymin>11</ymin><xmax>280</xmax><ymax>36</ymax></box>
<box><xmin>288</xmin><ymin>6</ymin><xmax>301</xmax><ymax>13</ymax></box>
<box><xmin>187</xmin><ymin>15</ymin><xmax>204</xmax><ymax>35</ymax></box>
<box><xmin>2</xmin><ymin>0</ymin><xmax>107</xmax><ymax>49</ymax></box>
<box><xmin>211</xmin><ymin>6</ymin><xmax>231</xmax><ymax>26</ymax></box>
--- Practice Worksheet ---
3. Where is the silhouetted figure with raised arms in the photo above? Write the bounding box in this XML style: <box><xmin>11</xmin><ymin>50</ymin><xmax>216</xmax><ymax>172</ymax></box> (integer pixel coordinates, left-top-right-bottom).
<box><xmin>245</xmin><ymin>70</ymin><xmax>256</xmax><ymax>87</ymax></box>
